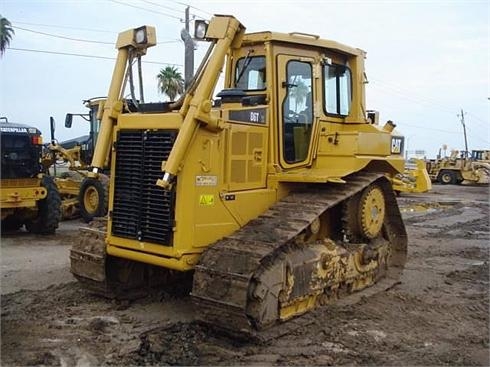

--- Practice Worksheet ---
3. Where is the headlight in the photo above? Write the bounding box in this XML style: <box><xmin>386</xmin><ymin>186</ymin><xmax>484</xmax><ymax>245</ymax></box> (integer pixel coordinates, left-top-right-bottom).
<box><xmin>134</xmin><ymin>27</ymin><xmax>147</xmax><ymax>44</ymax></box>
<box><xmin>194</xmin><ymin>20</ymin><xmax>208</xmax><ymax>39</ymax></box>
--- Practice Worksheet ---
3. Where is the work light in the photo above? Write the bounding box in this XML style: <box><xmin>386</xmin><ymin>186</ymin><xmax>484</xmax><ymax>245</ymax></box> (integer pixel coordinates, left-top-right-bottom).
<box><xmin>134</xmin><ymin>26</ymin><xmax>147</xmax><ymax>44</ymax></box>
<box><xmin>194</xmin><ymin>20</ymin><xmax>208</xmax><ymax>39</ymax></box>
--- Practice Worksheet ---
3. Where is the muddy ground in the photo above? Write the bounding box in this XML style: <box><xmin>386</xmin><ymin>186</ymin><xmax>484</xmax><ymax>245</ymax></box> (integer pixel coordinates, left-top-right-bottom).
<box><xmin>1</xmin><ymin>184</ymin><xmax>489</xmax><ymax>366</ymax></box>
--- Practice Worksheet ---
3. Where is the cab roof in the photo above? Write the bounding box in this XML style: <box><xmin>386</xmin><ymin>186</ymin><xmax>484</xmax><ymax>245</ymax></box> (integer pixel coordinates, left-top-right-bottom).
<box><xmin>242</xmin><ymin>31</ymin><xmax>365</xmax><ymax>57</ymax></box>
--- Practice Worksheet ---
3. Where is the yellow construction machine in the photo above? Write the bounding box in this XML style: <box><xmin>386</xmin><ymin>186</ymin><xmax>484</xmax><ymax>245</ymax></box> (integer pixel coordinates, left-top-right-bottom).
<box><xmin>71</xmin><ymin>15</ymin><xmax>408</xmax><ymax>332</ymax></box>
<box><xmin>392</xmin><ymin>158</ymin><xmax>432</xmax><ymax>194</ymax></box>
<box><xmin>43</xmin><ymin>98</ymin><xmax>109</xmax><ymax>221</ymax></box>
<box><xmin>426</xmin><ymin>149</ymin><xmax>490</xmax><ymax>185</ymax></box>
<box><xmin>1</xmin><ymin>117</ymin><xmax>61</xmax><ymax>233</ymax></box>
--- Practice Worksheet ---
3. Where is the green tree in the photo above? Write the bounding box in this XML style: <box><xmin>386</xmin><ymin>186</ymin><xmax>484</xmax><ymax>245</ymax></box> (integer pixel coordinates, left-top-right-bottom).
<box><xmin>0</xmin><ymin>15</ymin><xmax>14</xmax><ymax>57</ymax></box>
<box><xmin>156</xmin><ymin>66</ymin><xmax>184</xmax><ymax>101</ymax></box>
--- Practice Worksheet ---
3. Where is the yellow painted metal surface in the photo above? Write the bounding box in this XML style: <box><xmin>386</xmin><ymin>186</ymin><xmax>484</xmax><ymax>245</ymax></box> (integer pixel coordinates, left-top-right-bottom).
<box><xmin>0</xmin><ymin>178</ymin><xmax>46</xmax><ymax>209</ymax></box>
<box><xmin>393</xmin><ymin>159</ymin><xmax>432</xmax><ymax>193</ymax></box>
<box><xmin>107</xmin><ymin>245</ymin><xmax>198</xmax><ymax>271</ymax></box>
<box><xmin>94</xmin><ymin>15</ymin><xmax>406</xmax><ymax>270</ymax></box>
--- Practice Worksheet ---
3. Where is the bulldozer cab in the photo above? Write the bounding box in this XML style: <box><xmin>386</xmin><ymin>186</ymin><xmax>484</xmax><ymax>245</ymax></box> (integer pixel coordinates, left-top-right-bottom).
<box><xmin>214</xmin><ymin>29</ymin><xmax>392</xmax><ymax>179</ymax></box>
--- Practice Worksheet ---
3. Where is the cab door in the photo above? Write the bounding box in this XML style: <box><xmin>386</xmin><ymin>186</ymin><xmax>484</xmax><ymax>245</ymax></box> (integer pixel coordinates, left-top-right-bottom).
<box><xmin>277</xmin><ymin>55</ymin><xmax>316</xmax><ymax>168</ymax></box>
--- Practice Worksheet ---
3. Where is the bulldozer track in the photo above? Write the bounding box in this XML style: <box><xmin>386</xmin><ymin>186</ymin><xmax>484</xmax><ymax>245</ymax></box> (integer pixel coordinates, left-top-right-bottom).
<box><xmin>192</xmin><ymin>171</ymin><xmax>407</xmax><ymax>335</ymax></box>
<box><xmin>71</xmin><ymin>218</ymin><xmax>187</xmax><ymax>300</ymax></box>
<box><xmin>71</xmin><ymin>172</ymin><xmax>407</xmax><ymax>337</ymax></box>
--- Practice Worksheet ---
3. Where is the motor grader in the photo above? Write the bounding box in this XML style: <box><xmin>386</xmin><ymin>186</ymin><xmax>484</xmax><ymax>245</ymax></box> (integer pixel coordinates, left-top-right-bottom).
<box><xmin>43</xmin><ymin>98</ymin><xmax>109</xmax><ymax>221</ymax></box>
<box><xmin>1</xmin><ymin>117</ymin><xmax>61</xmax><ymax>234</ymax></box>
<box><xmin>426</xmin><ymin>149</ymin><xmax>490</xmax><ymax>185</ymax></box>
<box><xmin>71</xmin><ymin>15</ymin><xmax>407</xmax><ymax>332</ymax></box>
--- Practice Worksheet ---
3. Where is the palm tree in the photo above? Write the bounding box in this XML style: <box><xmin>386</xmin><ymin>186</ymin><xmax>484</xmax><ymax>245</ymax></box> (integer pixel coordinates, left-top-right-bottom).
<box><xmin>289</xmin><ymin>79</ymin><xmax>309</xmax><ymax>112</ymax></box>
<box><xmin>0</xmin><ymin>15</ymin><xmax>14</xmax><ymax>57</ymax></box>
<box><xmin>156</xmin><ymin>66</ymin><xmax>184</xmax><ymax>101</ymax></box>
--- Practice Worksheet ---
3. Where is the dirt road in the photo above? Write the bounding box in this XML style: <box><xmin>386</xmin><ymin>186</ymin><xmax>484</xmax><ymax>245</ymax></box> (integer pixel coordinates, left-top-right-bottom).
<box><xmin>1</xmin><ymin>184</ymin><xmax>488</xmax><ymax>366</ymax></box>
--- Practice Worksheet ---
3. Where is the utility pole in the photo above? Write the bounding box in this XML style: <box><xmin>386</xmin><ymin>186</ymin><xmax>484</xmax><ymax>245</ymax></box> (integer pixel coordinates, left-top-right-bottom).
<box><xmin>181</xmin><ymin>6</ymin><xmax>194</xmax><ymax>90</ymax></box>
<box><xmin>458</xmin><ymin>108</ymin><xmax>469</xmax><ymax>158</ymax></box>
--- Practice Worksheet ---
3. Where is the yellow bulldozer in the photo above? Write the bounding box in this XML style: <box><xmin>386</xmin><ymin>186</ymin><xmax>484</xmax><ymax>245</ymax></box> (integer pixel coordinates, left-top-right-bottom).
<box><xmin>71</xmin><ymin>15</ymin><xmax>408</xmax><ymax>332</ymax></box>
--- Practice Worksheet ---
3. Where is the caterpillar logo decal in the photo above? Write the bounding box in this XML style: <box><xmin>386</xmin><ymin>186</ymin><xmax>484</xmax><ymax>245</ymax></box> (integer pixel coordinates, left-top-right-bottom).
<box><xmin>391</xmin><ymin>137</ymin><xmax>404</xmax><ymax>154</ymax></box>
<box><xmin>0</xmin><ymin>127</ymin><xmax>28</xmax><ymax>133</ymax></box>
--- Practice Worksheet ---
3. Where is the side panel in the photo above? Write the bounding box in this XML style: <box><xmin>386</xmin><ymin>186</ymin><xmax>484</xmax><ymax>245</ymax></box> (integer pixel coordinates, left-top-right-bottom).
<box><xmin>225</xmin><ymin>122</ymin><xmax>268</xmax><ymax>191</ymax></box>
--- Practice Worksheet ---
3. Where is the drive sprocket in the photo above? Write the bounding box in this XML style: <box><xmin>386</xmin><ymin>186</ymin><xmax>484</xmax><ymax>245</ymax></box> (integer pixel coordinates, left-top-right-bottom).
<box><xmin>343</xmin><ymin>182</ymin><xmax>386</xmax><ymax>242</ymax></box>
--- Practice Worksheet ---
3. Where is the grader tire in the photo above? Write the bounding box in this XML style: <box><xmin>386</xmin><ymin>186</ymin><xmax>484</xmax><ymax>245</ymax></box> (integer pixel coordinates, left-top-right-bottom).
<box><xmin>79</xmin><ymin>177</ymin><xmax>109</xmax><ymax>223</ymax></box>
<box><xmin>438</xmin><ymin>170</ymin><xmax>457</xmax><ymax>185</ymax></box>
<box><xmin>26</xmin><ymin>176</ymin><xmax>62</xmax><ymax>235</ymax></box>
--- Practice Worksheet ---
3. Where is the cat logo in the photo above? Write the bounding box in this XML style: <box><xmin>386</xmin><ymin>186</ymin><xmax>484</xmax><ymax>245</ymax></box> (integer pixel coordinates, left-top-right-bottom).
<box><xmin>391</xmin><ymin>137</ymin><xmax>403</xmax><ymax>154</ymax></box>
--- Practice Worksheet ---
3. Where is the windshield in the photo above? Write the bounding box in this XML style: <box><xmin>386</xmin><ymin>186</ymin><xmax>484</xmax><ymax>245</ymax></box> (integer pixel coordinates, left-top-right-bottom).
<box><xmin>235</xmin><ymin>56</ymin><xmax>266</xmax><ymax>90</ymax></box>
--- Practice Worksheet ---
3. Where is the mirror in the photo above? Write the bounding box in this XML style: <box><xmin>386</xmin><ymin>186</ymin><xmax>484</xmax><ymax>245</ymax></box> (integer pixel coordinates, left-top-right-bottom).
<box><xmin>65</xmin><ymin>113</ymin><xmax>73</xmax><ymax>128</ymax></box>
<box><xmin>49</xmin><ymin>116</ymin><xmax>56</xmax><ymax>142</ymax></box>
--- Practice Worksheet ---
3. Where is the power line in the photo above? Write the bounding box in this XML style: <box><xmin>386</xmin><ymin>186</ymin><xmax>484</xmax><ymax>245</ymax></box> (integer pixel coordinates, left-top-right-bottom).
<box><xmin>370</xmin><ymin>78</ymin><xmax>456</xmax><ymax>116</ymax></box>
<box><xmin>139</xmin><ymin>0</ymin><xmax>183</xmax><ymax>14</ymax></box>
<box><xmin>12</xmin><ymin>25</ymin><xmax>181</xmax><ymax>46</ymax></box>
<box><xmin>398</xmin><ymin>122</ymin><xmax>461</xmax><ymax>135</ymax></box>
<box><xmin>13</xmin><ymin>25</ymin><xmax>114</xmax><ymax>45</ymax></box>
<box><xmin>168</xmin><ymin>0</ymin><xmax>213</xmax><ymax>16</ymax></box>
<box><xmin>371</xmin><ymin>80</ymin><xmax>489</xmax><ymax>134</ymax></box>
<box><xmin>137</xmin><ymin>0</ymin><xmax>206</xmax><ymax>21</ymax></box>
<box><xmin>466</xmin><ymin>111</ymin><xmax>489</xmax><ymax>129</ymax></box>
<box><xmin>8</xmin><ymin>47</ymin><xmax>183</xmax><ymax>66</ymax></box>
<box><xmin>11</xmin><ymin>20</ymin><xmax>182</xmax><ymax>42</ymax></box>
<box><xmin>108</xmin><ymin>0</ymin><xmax>182</xmax><ymax>20</ymax></box>
<box><xmin>11</xmin><ymin>20</ymin><xmax>116</xmax><ymax>34</ymax></box>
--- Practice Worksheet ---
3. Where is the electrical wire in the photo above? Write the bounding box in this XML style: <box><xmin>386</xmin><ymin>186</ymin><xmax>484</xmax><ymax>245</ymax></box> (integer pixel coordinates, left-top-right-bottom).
<box><xmin>11</xmin><ymin>20</ymin><xmax>116</xmax><ymax>34</ymax></box>
<box><xmin>12</xmin><ymin>24</ymin><xmax>181</xmax><ymax>46</ymax></box>
<box><xmin>13</xmin><ymin>25</ymin><xmax>114</xmax><ymax>45</ymax></box>
<box><xmin>138</xmin><ymin>0</ymin><xmax>206</xmax><ymax>20</ymax></box>
<box><xmin>138</xmin><ymin>0</ymin><xmax>184</xmax><ymax>14</ymax></box>
<box><xmin>108</xmin><ymin>0</ymin><xmax>182</xmax><ymax>20</ymax></box>
<box><xmin>465</xmin><ymin>111</ymin><xmax>490</xmax><ymax>130</ymax></box>
<box><xmin>372</xmin><ymin>81</ymin><xmax>489</xmax><ymax>136</ymax></box>
<box><xmin>168</xmin><ymin>0</ymin><xmax>213</xmax><ymax>16</ymax></box>
<box><xmin>8</xmin><ymin>47</ymin><xmax>183</xmax><ymax>66</ymax></box>
<box><xmin>370</xmin><ymin>78</ymin><xmax>456</xmax><ymax>116</ymax></box>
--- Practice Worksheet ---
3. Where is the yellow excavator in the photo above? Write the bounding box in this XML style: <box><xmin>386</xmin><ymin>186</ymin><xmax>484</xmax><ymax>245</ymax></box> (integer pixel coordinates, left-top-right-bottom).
<box><xmin>71</xmin><ymin>15</ymin><xmax>407</xmax><ymax>332</ymax></box>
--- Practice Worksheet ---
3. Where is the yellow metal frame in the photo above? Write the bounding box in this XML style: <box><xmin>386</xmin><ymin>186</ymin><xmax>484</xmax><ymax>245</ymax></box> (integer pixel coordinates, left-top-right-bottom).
<box><xmin>0</xmin><ymin>178</ymin><xmax>46</xmax><ymax>209</ymax></box>
<box><xmin>96</xmin><ymin>15</ymin><xmax>406</xmax><ymax>272</ymax></box>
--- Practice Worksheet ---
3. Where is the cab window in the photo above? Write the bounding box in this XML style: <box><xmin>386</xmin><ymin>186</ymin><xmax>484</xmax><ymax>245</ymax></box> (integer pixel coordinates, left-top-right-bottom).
<box><xmin>324</xmin><ymin>63</ymin><xmax>352</xmax><ymax>115</ymax></box>
<box><xmin>282</xmin><ymin>60</ymin><xmax>313</xmax><ymax>163</ymax></box>
<box><xmin>235</xmin><ymin>56</ymin><xmax>266</xmax><ymax>90</ymax></box>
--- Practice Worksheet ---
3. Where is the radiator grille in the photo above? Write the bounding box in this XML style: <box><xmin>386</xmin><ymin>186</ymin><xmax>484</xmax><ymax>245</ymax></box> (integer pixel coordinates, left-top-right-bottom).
<box><xmin>111</xmin><ymin>130</ymin><xmax>176</xmax><ymax>246</ymax></box>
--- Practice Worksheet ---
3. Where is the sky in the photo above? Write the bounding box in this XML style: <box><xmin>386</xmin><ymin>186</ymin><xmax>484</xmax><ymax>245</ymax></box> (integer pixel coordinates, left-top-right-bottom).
<box><xmin>1</xmin><ymin>0</ymin><xmax>489</xmax><ymax>158</ymax></box>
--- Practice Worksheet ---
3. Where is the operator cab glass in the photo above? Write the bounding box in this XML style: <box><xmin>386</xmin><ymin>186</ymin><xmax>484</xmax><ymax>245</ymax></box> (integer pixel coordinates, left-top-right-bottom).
<box><xmin>282</xmin><ymin>60</ymin><xmax>313</xmax><ymax>163</ymax></box>
<box><xmin>235</xmin><ymin>56</ymin><xmax>266</xmax><ymax>91</ymax></box>
<box><xmin>324</xmin><ymin>63</ymin><xmax>352</xmax><ymax>116</ymax></box>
